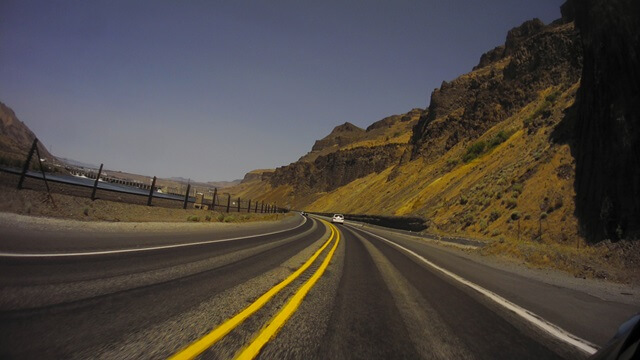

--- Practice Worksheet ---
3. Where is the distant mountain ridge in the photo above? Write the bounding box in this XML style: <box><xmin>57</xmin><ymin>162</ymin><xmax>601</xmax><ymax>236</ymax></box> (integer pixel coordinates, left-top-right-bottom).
<box><xmin>0</xmin><ymin>101</ymin><xmax>53</xmax><ymax>162</ymax></box>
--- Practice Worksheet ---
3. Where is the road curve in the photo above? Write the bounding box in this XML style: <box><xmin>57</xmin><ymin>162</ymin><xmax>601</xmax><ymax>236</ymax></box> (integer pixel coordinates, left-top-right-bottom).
<box><xmin>1</xmin><ymin>214</ymin><xmax>635</xmax><ymax>359</ymax></box>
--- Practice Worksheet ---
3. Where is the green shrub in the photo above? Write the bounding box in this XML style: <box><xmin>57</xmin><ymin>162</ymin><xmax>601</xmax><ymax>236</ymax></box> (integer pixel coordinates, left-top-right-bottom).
<box><xmin>224</xmin><ymin>215</ymin><xmax>236</xmax><ymax>222</ymax></box>
<box><xmin>510</xmin><ymin>211</ymin><xmax>521</xmax><ymax>220</ymax></box>
<box><xmin>463</xmin><ymin>141</ymin><xmax>486</xmax><ymax>163</ymax></box>
<box><xmin>187</xmin><ymin>215</ymin><xmax>200</xmax><ymax>222</ymax></box>
<box><xmin>217</xmin><ymin>213</ymin><xmax>225</xmax><ymax>222</ymax></box>
<box><xmin>488</xmin><ymin>131</ymin><xmax>510</xmax><ymax>149</ymax></box>
<box><xmin>459</xmin><ymin>195</ymin><xmax>468</xmax><ymax>205</ymax></box>
<box><xmin>489</xmin><ymin>210</ymin><xmax>501</xmax><ymax>222</ymax></box>
<box><xmin>205</xmin><ymin>215</ymin><xmax>212</xmax><ymax>221</ymax></box>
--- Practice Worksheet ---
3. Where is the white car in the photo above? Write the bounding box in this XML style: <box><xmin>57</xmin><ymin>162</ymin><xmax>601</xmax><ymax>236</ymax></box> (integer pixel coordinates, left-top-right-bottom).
<box><xmin>331</xmin><ymin>214</ymin><xmax>344</xmax><ymax>224</ymax></box>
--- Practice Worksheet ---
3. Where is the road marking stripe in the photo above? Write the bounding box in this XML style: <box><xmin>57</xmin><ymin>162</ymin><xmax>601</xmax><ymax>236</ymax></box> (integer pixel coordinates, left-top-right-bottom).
<box><xmin>168</xmin><ymin>221</ymin><xmax>335</xmax><ymax>360</ymax></box>
<box><xmin>0</xmin><ymin>216</ymin><xmax>308</xmax><ymax>258</ymax></box>
<box><xmin>352</xmin><ymin>226</ymin><xmax>599</xmax><ymax>355</ymax></box>
<box><xmin>235</xmin><ymin>223</ymin><xmax>340</xmax><ymax>359</ymax></box>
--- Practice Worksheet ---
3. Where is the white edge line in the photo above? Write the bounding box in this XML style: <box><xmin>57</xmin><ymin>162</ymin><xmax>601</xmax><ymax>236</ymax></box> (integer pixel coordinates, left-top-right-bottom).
<box><xmin>0</xmin><ymin>216</ymin><xmax>308</xmax><ymax>258</ymax></box>
<box><xmin>351</xmin><ymin>225</ymin><xmax>599</xmax><ymax>355</ymax></box>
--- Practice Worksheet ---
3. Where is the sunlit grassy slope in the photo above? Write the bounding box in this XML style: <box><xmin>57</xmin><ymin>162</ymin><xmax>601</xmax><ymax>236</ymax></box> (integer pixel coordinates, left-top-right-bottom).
<box><xmin>306</xmin><ymin>83</ymin><xmax>581</xmax><ymax>246</ymax></box>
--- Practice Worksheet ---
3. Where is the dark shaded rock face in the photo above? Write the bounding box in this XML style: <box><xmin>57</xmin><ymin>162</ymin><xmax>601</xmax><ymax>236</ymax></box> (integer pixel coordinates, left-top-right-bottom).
<box><xmin>270</xmin><ymin>144</ymin><xmax>403</xmax><ymax>193</ymax></box>
<box><xmin>569</xmin><ymin>0</ymin><xmax>640</xmax><ymax>241</ymax></box>
<box><xmin>410</xmin><ymin>19</ymin><xmax>582</xmax><ymax>161</ymax></box>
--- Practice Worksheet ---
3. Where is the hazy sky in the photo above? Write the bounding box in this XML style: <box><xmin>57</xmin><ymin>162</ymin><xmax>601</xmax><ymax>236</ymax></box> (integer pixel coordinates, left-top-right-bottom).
<box><xmin>0</xmin><ymin>1</ymin><xmax>563</xmax><ymax>181</ymax></box>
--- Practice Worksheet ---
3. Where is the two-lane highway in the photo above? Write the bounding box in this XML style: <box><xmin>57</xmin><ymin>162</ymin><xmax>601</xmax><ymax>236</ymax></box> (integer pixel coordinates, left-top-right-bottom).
<box><xmin>1</xmin><ymin>214</ymin><xmax>637</xmax><ymax>359</ymax></box>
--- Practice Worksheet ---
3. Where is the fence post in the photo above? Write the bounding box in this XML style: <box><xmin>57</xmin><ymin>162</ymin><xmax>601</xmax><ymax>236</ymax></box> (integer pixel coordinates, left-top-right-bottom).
<box><xmin>226</xmin><ymin>194</ymin><xmax>231</xmax><ymax>213</ymax></box>
<box><xmin>237</xmin><ymin>197</ymin><xmax>241</xmax><ymax>212</ymax></box>
<box><xmin>33</xmin><ymin>142</ymin><xmax>55</xmax><ymax>205</ymax></box>
<box><xmin>247</xmin><ymin>199</ymin><xmax>251</xmax><ymax>213</ymax></box>
<box><xmin>211</xmin><ymin>188</ymin><xmax>217</xmax><ymax>211</ymax></box>
<box><xmin>254</xmin><ymin>201</ymin><xmax>258</xmax><ymax>213</ymax></box>
<box><xmin>17</xmin><ymin>138</ymin><xmax>38</xmax><ymax>190</ymax></box>
<box><xmin>91</xmin><ymin>163</ymin><xmax>104</xmax><ymax>200</ymax></box>
<box><xmin>274</xmin><ymin>203</ymin><xmax>277</xmax><ymax>213</ymax></box>
<box><xmin>147</xmin><ymin>176</ymin><xmax>156</xmax><ymax>206</ymax></box>
<box><xmin>183</xmin><ymin>183</ymin><xmax>191</xmax><ymax>209</ymax></box>
<box><xmin>261</xmin><ymin>201</ymin><xmax>264</xmax><ymax>213</ymax></box>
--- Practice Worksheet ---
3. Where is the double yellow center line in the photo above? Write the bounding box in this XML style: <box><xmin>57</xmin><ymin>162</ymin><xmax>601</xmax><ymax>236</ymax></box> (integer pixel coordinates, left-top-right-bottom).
<box><xmin>169</xmin><ymin>220</ymin><xmax>340</xmax><ymax>360</ymax></box>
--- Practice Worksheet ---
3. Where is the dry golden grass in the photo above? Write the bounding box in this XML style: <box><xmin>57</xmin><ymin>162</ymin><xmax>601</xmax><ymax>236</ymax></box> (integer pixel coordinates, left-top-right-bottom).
<box><xmin>232</xmin><ymin>81</ymin><xmax>640</xmax><ymax>281</ymax></box>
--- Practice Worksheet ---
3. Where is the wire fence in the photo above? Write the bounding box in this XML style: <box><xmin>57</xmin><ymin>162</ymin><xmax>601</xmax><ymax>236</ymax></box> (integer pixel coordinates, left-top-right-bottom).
<box><xmin>0</xmin><ymin>138</ymin><xmax>284</xmax><ymax>214</ymax></box>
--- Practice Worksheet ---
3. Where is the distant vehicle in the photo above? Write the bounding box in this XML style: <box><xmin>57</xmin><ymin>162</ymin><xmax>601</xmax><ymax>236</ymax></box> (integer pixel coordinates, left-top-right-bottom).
<box><xmin>332</xmin><ymin>214</ymin><xmax>344</xmax><ymax>224</ymax></box>
<box><xmin>301</xmin><ymin>211</ymin><xmax>308</xmax><ymax>217</ymax></box>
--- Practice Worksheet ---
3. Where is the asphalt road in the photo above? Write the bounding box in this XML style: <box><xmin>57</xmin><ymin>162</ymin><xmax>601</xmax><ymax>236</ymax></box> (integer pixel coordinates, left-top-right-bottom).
<box><xmin>0</xmin><ymin>215</ymin><xmax>637</xmax><ymax>359</ymax></box>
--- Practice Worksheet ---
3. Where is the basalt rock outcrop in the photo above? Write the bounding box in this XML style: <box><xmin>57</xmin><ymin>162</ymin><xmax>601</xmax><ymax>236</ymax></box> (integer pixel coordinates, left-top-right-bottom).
<box><xmin>568</xmin><ymin>0</ymin><xmax>640</xmax><ymax>241</ymax></box>
<box><xmin>409</xmin><ymin>19</ymin><xmax>582</xmax><ymax>162</ymax></box>
<box><xmin>271</xmin><ymin>144</ymin><xmax>404</xmax><ymax>194</ymax></box>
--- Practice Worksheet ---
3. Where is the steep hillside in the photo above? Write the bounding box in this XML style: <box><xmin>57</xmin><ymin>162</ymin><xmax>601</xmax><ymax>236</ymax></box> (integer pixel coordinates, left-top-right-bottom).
<box><xmin>231</xmin><ymin>16</ymin><xmax>585</xmax><ymax>243</ymax></box>
<box><xmin>0</xmin><ymin>102</ymin><xmax>53</xmax><ymax>165</ymax></box>
<box><xmin>226</xmin><ymin>108</ymin><xmax>422</xmax><ymax>209</ymax></box>
<box><xmin>229</xmin><ymin>3</ymin><xmax>637</xmax><ymax>251</ymax></box>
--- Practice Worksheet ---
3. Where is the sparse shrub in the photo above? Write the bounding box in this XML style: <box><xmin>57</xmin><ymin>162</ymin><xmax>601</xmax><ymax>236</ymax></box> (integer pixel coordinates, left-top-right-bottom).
<box><xmin>217</xmin><ymin>213</ymin><xmax>225</xmax><ymax>222</ymax></box>
<box><xmin>491</xmin><ymin>229</ymin><xmax>501</xmax><ymax>237</ymax></box>
<box><xmin>540</xmin><ymin>212</ymin><xmax>548</xmax><ymax>220</ymax></box>
<box><xmin>510</xmin><ymin>211</ymin><xmax>521</xmax><ymax>221</ymax></box>
<box><xmin>393</xmin><ymin>131</ymin><xmax>402</xmax><ymax>138</ymax></box>
<box><xmin>205</xmin><ymin>215</ymin><xmax>212</xmax><ymax>221</ymax></box>
<box><xmin>489</xmin><ymin>210</ymin><xmax>501</xmax><ymax>222</ymax></box>
<box><xmin>495</xmin><ymin>191</ymin><xmax>503</xmax><ymax>199</ymax></box>
<box><xmin>463</xmin><ymin>141</ymin><xmax>486</xmax><ymax>163</ymax></box>
<box><xmin>533</xmin><ymin>150</ymin><xmax>542</xmax><ymax>160</ymax></box>
<box><xmin>463</xmin><ymin>214</ymin><xmax>474</xmax><ymax>226</ymax></box>
<box><xmin>479</xmin><ymin>220</ymin><xmax>488</xmax><ymax>230</ymax></box>
<box><xmin>459</xmin><ymin>195</ymin><xmax>468</xmax><ymax>205</ymax></box>
<box><xmin>512</xmin><ymin>183</ymin><xmax>523</xmax><ymax>194</ymax></box>
<box><xmin>488</xmin><ymin>130</ymin><xmax>510</xmax><ymax>149</ymax></box>
<box><xmin>524</xmin><ymin>214</ymin><xmax>531</xmax><ymax>220</ymax></box>
<box><xmin>187</xmin><ymin>215</ymin><xmax>200</xmax><ymax>222</ymax></box>
<box><xmin>83</xmin><ymin>208</ymin><xmax>89</xmax><ymax>216</ymax></box>
<box><xmin>224</xmin><ymin>215</ymin><xmax>236</xmax><ymax>222</ymax></box>
<box><xmin>505</xmin><ymin>198</ymin><xmax>517</xmax><ymax>209</ymax></box>
<box><xmin>553</xmin><ymin>196</ymin><xmax>563</xmax><ymax>209</ymax></box>
<box><xmin>446</xmin><ymin>158</ymin><xmax>459</xmax><ymax>167</ymax></box>
<box><xmin>545</xmin><ymin>89</ymin><xmax>561</xmax><ymax>103</ymax></box>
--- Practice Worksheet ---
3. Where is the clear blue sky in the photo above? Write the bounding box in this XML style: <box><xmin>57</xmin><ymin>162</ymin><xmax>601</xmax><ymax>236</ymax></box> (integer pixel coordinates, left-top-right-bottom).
<box><xmin>0</xmin><ymin>1</ymin><xmax>563</xmax><ymax>181</ymax></box>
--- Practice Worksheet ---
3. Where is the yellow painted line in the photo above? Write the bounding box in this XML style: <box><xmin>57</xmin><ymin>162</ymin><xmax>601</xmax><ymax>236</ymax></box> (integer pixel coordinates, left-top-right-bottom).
<box><xmin>235</xmin><ymin>223</ymin><xmax>341</xmax><ymax>359</ymax></box>
<box><xmin>168</xmin><ymin>220</ymin><xmax>335</xmax><ymax>360</ymax></box>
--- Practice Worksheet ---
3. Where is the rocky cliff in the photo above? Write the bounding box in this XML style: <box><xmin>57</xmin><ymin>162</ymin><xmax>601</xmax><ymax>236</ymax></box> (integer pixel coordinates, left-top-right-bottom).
<box><xmin>271</xmin><ymin>143</ymin><xmax>405</xmax><ymax>194</ymax></box>
<box><xmin>409</xmin><ymin>20</ymin><xmax>582</xmax><ymax>162</ymax></box>
<box><xmin>568</xmin><ymin>0</ymin><xmax>640</xmax><ymax>241</ymax></box>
